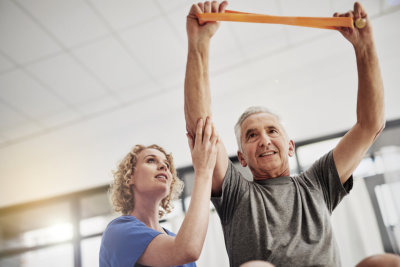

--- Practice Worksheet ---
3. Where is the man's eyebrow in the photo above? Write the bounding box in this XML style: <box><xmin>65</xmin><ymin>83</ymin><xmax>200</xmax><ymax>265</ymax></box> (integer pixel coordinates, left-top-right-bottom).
<box><xmin>265</xmin><ymin>126</ymin><xmax>277</xmax><ymax>130</ymax></box>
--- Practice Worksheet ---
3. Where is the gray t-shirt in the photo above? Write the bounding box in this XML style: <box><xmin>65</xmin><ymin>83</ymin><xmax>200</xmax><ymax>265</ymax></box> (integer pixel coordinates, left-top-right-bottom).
<box><xmin>211</xmin><ymin>150</ymin><xmax>353</xmax><ymax>267</ymax></box>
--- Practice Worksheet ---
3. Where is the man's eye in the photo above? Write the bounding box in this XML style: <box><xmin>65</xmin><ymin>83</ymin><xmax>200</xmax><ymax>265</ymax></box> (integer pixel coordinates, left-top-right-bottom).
<box><xmin>247</xmin><ymin>133</ymin><xmax>256</xmax><ymax>140</ymax></box>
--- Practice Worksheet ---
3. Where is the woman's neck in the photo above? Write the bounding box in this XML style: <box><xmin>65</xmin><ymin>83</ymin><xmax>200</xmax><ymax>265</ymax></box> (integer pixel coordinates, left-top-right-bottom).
<box><xmin>130</xmin><ymin>195</ymin><xmax>163</xmax><ymax>232</ymax></box>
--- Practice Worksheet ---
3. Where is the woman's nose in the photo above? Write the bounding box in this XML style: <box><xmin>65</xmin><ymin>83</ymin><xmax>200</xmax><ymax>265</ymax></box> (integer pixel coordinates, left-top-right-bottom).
<box><xmin>158</xmin><ymin>162</ymin><xmax>167</xmax><ymax>170</ymax></box>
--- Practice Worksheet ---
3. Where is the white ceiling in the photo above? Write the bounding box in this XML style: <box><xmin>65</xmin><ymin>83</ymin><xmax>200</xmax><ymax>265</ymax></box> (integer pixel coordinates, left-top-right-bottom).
<box><xmin>0</xmin><ymin>0</ymin><xmax>399</xmax><ymax>207</ymax></box>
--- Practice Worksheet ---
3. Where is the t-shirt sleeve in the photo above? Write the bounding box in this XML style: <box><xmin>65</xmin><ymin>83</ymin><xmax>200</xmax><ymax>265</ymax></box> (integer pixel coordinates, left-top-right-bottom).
<box><xmin>100</xmin><ymin>217</ymin><xmax>162</xmax><ymax>267</ymax></box>
<box><xmin>302</xmin><ymin>150</ymin><xmax>353</xmax><ymax>213</ymax></box>
<box><xmin>211</xmin><ymin>160</ymin><xmax>250</xmax><ymax>224</ymax></box>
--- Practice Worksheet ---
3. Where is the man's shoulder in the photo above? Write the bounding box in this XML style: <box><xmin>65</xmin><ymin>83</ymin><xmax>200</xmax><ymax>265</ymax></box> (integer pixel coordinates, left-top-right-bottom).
<box><xmin>226</xmin><ymin>159</ymin><xmax>254</xmax><ymax>181</ymax></box>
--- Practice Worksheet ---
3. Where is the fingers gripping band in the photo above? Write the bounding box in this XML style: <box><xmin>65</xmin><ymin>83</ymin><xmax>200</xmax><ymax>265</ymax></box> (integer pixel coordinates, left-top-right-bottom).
<box><xmin>197</xmin><ymin>10</ymin><xmax>365</xmax><ymax>30</ymax></box>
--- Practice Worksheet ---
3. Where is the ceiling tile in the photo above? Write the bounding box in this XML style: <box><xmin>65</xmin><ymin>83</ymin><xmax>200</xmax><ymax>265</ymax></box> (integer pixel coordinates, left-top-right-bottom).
<box><xmin>0</xmin><ymin>102</ymin><xmax>31</xmax><ymax>132</ymax></box>
<box><xmin>0</xmin><ymin>102</ymin><xmax>43</xmax><ymax>140</ymax></box>
<box><xmin>227</xmin><ymin>0</ymin><xmax>280</xmax><ymax>14</ymax></box>
<box><xmin>213</xmin><ymin>23</ymin><xmax>243</xmax><ymax>55</ymax></box>
<box><xmin>0</xmin><ymin>119</ymin><xmax>43</xmax><ymax>141</ymax></box>
<box><xmin>115</xmin><ymin>84</ymin><xmax>184</xmax><ymax>127</ymax></box>
<box><xmin>240</xmin><ymin>30</ymin><xmax>288</xmax><ymax>59</ymax></box>
<box><xmin>156</xmin><ymin>0</ymin><xmax>190</xmax><ymax>13</ymax></box>
<box><xmin>156</xmin><ymin>68</ymin><xmax>185</xmax><ymax>90</ymax></box>
<box><xmin>0</xmin><ymin>54</ymin><xmax>15</xmax><ymax>73</ymax></box>
<box><xmin>0</xmin><ymin>0</ymin><xmax>61</xmax><ymax>64</ymax></box>
<box><xmin>280</xmin><ymin>0</ymin><xmax>331</xmax><ymax>17</ymax></box>
<box><xmin>208</xmin><ymin>24</ymin><xmax>244</xmax><ymax>73</ymax></box>
<box><xmin>72</xmin><ymin>36</ymin><xmax>150</xmax><ymax>90</ymax></box>
<box><xmin>120</xmin><ymin>16</ymin><xmax>186</xmax><ymax>78</ymax></box>
<box><xmin>212</xmin><ymin>30</ymin><xmax>353</xmax><ymax>100</ymax></box>
<box><xmin>0</xmin><ymin>70</ymin><xmax>68</xmax><ymax>119</ymax></box>
<box><xmin>230</xmin><ymin>20</ymin><xmax>285</xmax><ymax>49</ymax></box>
<box><xmin>114</xmin><ymin>81</ymin><xmax>160</xmax><ymax>104</ymax></box>
<box><xmin>89</xmin><ymin>0</ymin><xmax>161</xmax><ymax>30</ymax></box>
<box><xmin>165</xmin><ymin>5</ymin><xmax>191</xmax><ymax>44</ymax></box>
<box><xmin>271</xmin><ymin>33</ymin><xmax>350</xmax><ymax>77</ymax></box>
<box><xmin>74</xmin><ymin>94</ymin><xmax>120</xmax><ymax>116</ymax></box>
<box><xmin>27</xmin><ymin>53</ymin><xmax>109</xmax><ymax>105</ymax></box>
<box><xmin>209</xmin><ymin>52</ymin><xmax>244</xmax><ymax>75</ymax></box>
<box><xmin>16</xmin><ymin>0</ymin><xmax>109</xmax><ymax>48</ymax></box>
<box><xmin>38</xmin><ymin>108</ymin><xmax>82</xmax><ymax>129</ymax></box>
<box><xmin>374</xmin><ymin>9</ymin><xmax>400</xmax><ymax>59</ymax></box>
<box><xmin>285</xmin><ymin>26</ymin><xmax>326</xmax><ymax>45</ymax></box>
<box><xmin>211</xmin><ymin>61</ymin><xmax>264</xmax><ymax>98</ymax></box>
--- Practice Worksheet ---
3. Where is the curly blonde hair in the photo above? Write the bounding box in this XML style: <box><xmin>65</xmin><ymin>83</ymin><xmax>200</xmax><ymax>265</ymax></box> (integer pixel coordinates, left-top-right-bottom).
<box><xmin>110</xmin><ymin>144</ymin><xmax>184</xmax><ymax>217</ymax></box>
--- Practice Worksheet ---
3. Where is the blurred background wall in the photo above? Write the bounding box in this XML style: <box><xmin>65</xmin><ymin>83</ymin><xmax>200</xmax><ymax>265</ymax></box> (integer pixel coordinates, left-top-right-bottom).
<box><xmin>1</xmin><ymin>0</ymin><xmax>400</xmax><ymax>266</ymax></box>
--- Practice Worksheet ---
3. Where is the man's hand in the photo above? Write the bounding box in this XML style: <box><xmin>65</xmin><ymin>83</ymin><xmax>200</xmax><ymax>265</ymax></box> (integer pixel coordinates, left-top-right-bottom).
<box><xmin>334</xmin><ymin>2</ymin><xmax>374</xmax><ymax>51</ymax></box>
<box><xmin>186</xmin><ymin>1</ymin><xmax>228</xmax><ymax>45</ymax></box>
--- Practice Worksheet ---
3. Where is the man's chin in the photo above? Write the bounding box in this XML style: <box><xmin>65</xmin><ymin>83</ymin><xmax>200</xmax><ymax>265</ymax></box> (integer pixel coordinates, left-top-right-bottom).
<box><xmin>257</xmin><ymin>158</ymin><xmax>278</xmax><ymax>168</ymax></box>
<box><xmin>251</xmin><ymin>164</ymin><xmax>279</xmax><ymax>176</ymax></box>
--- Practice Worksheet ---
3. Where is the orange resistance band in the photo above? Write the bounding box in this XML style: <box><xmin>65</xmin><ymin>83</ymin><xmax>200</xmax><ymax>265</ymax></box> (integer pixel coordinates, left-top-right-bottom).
<box><xmin>197</xmin><ymin>10</ymin><xmax>362</xmax><ymax>30</ymax></box>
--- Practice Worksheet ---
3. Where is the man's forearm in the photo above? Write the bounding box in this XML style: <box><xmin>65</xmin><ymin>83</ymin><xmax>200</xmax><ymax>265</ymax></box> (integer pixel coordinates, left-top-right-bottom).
<box><xmin>184</xmin><ymin>41</ymin><xmax>212</xmax><ymax>137</ymax></box>
<box><xmin>355</xmin><ymin>42</ymin><xmax>385</xmax><ymax>133</ymax></box>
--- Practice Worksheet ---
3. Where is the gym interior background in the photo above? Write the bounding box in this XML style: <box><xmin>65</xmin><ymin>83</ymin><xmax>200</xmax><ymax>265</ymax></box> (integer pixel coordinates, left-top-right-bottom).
<box><xmin>1</xmin><ymin>0</ymin><xmax>399</xmax><ymax>266</ymax></box>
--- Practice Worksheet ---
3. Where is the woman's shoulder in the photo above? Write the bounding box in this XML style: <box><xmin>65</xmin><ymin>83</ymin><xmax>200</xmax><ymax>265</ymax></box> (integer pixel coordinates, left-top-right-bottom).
<box><xmin>109</xmin><ymin>215</ymin><xmax>139</xmax><ymax>224</ymax></box>
<box><xmin>103</xmin><ymin>215</ymin><xmax>163</xmax><ymax>245</ymax></box>
<box><xmin>105</xmin><ymin>215</ymin><xmax>146</xmax><ymax>233</ymax></box>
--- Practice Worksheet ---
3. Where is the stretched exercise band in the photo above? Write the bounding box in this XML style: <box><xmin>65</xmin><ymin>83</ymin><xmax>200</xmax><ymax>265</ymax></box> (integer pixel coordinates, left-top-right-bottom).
<box><xmin>197</xmin><ymin>10</ymin><xmax>366</xmax><ymax>30</ymax></box>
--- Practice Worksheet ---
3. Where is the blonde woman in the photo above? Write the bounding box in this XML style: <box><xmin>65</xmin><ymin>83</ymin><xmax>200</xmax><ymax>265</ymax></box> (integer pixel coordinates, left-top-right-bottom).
<box><xmin>100</xmin><ymin>118</ymin><xmax>218</xmax><ymax>267</ymax></box>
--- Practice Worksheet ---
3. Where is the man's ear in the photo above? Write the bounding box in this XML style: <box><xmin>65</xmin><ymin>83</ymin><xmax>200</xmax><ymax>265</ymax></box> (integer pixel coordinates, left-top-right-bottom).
<box><xmin>288</xmin><ymin>139</ymin><xmax>295</xmax><ymax>157</ymax></box>
<box><xmin>237</xmin><ymin>150</ymin><xmax>248</xmax><ymax>167</ymax></box>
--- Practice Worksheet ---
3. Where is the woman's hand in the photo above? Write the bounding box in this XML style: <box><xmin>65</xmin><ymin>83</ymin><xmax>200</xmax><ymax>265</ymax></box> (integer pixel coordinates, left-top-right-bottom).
<box><xmin>187</xmin><ymin>117</ymin><xmax>219</xmax><ymax>178</ymax></box>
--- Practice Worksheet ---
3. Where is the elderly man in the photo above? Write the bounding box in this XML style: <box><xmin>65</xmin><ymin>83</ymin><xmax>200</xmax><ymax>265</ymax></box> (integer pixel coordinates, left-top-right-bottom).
<box><xmin>184</xmin><ymin>1</ymin><xmax>384</xmax><ymax>267</ymax></box>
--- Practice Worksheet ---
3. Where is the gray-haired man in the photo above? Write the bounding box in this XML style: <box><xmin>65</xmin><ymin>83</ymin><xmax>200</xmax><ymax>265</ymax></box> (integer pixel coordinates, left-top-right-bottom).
<box><xmin>184</xmin><ymin>1</ymin><xmax>385</xmax><ymax>266</ymax></box>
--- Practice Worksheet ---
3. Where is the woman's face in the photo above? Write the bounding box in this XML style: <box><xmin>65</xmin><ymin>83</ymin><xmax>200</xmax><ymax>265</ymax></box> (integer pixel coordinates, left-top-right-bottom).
<box><xmin>130</xmin><ymin>148</ymin><xmax>173</xmax><ymax>199</ymax></box>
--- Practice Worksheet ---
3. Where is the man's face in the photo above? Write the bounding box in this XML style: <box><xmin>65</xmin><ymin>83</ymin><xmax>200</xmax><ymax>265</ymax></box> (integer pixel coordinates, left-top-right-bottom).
<box><xmin>238</xmin><ymin>113</ymin><xmax>295</xmax><ymax>180</ymax></box>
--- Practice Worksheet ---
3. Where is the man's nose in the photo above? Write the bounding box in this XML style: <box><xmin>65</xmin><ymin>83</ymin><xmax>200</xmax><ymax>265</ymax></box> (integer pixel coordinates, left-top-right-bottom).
<box><xmin>258</xmin><ymin>133</ymin><xmax>271</xmax><ymax>147</ymax></box>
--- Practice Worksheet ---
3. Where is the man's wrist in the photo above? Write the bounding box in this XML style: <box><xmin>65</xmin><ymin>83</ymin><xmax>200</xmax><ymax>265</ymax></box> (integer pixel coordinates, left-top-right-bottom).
<box><xmin>188</xmin><ymin>38</ymin><xmax>210</xmax><ymax>52</ymax></box>
<box><xmin>354</xmin><ymin>41</ymin><xmax>376</xmax><ymax>60</ymax></box>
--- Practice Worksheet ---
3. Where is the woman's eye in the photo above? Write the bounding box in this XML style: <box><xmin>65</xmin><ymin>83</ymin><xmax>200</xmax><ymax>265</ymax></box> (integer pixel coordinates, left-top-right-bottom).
<box><xmin>147</xmin><ymin>158</ymin><xmax>155</xmax><ymax>163</ymax></box>
<box><xmin>165</xmin><ymin>162</ymin><xmax>170</xmax><ymax>169</ymax></box>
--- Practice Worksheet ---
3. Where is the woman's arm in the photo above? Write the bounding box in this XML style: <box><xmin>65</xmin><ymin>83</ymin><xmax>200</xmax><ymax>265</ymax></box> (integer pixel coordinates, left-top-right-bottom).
<box><xmin>138</xmin><ymin>118</ymin><xmax>219</xmax><ymax>266</ymax></box>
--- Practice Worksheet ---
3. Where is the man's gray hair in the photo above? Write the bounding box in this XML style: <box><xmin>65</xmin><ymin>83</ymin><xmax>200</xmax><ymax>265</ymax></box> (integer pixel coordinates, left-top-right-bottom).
<box><xmin>234</xmin><ymin>106</ymin><xmax>283</xmax><ymax>152</ymax></box>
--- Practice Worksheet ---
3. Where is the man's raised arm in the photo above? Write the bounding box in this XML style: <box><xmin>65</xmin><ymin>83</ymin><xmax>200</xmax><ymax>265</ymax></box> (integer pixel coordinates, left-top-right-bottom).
<box><xmin>333</xmin><ymin>2</ymin><xmax>385</xmax><ymax>184</ymax></box>
<box><xmin>185</xmin><ymin>1</ymin><xmax>229</xmax><ymax>195</ymax></box>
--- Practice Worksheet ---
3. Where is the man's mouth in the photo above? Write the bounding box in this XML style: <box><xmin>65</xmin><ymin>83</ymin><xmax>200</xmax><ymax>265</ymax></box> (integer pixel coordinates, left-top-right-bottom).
<box><xmin>259</xmin><ymin>151</ymin><xmax>277</xmax><ymax>157</ymax></box>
